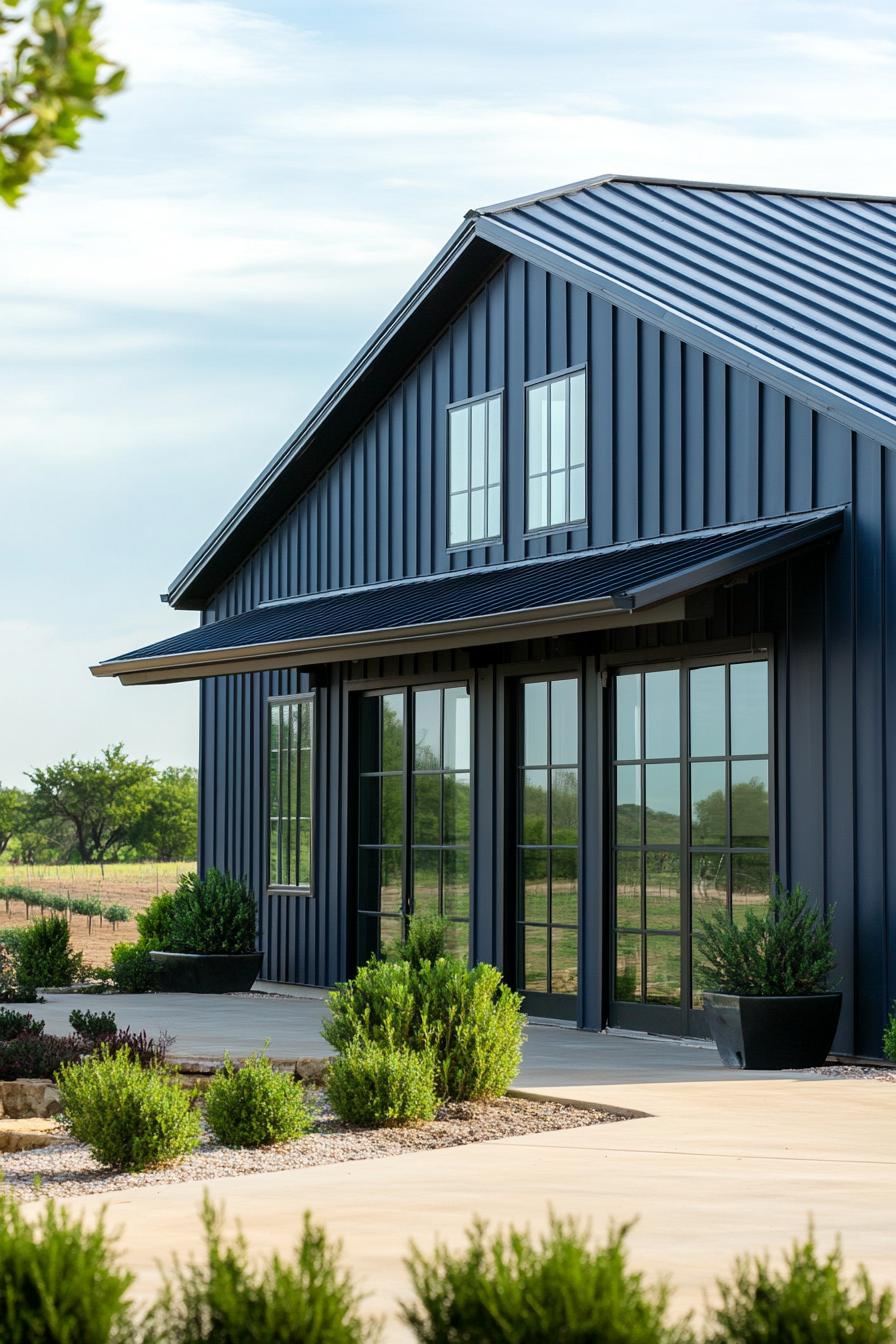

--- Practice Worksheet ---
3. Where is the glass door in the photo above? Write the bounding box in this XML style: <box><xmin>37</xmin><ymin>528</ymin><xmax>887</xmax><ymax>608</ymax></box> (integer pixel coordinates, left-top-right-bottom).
<box><xmin>515</xmin><ymin>675</ymin><xmax>580</xmax><ymax>1020</ymax></box>
<box><xmin>356</xmin><ymin>685</ymin><xmax>471</xmax><ymax>965</ymax></box>
<box><xmin>609</xmin><ymin>656</ymin><xmax>771</xmax><ymax>1035</ymax></box>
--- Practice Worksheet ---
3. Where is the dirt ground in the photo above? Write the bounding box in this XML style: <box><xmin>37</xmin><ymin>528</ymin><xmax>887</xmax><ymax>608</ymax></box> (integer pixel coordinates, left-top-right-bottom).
<box><xmin>0</xmin><ymin>863</ymin><xmax>196</xmax><ymax>967</ymax></box>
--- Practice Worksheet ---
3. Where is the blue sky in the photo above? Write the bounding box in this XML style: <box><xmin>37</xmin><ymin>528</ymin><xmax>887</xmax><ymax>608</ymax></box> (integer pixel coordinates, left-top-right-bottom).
<box><xmin>2</xmin><ymin>0</ymin><xmax>895</xmax><ymax>786</ymax></box>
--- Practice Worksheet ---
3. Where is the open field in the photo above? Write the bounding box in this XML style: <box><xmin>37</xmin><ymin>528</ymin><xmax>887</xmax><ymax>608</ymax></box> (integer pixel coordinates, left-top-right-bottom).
<box><xmin>0</xmin><ymin>862</ymin><xmax>196</xmax><ymax>965</ymax></box>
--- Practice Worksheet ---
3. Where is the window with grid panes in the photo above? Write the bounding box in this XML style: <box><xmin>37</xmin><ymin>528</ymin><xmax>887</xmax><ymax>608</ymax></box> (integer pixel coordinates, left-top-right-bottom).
<box><xmin>448</xmin><ymin>393</ymin><xmax>502</xmax><ymax>546</ymax></box>
<box><xmin>268</xmin><ymin>696</ymin><xmax>314</xmax><ymax>890</ymax></box>
<box><xmin>526</xmin><ymin>370</ymin><xmax>586</xmax><ymax>531</ymax></box>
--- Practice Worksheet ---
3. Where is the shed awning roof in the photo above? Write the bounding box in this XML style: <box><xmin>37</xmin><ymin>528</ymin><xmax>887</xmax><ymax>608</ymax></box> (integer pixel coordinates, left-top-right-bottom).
<box><xmin>93</xmin><ymin>509</ymin><xmax>843</xmax><ymax>685</ymax></box>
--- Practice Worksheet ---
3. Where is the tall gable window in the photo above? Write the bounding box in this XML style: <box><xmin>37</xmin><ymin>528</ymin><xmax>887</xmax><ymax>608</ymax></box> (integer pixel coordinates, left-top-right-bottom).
<box><xmin>448</xmin><ymin>393</ymin><xmax>502</xmax><ymax>547</ymax></box>
<box><xmin>269</xmin><ymin>695</ymin><xmax>314</xmax><ymax>892</ymax></box>
<box><xmin>526</xmin><ymin>369</ymin><xmax>586</xmax><ymax>531</ymax></box>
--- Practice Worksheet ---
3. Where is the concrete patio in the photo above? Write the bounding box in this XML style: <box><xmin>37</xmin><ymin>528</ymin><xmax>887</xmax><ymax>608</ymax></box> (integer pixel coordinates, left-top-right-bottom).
<box><xmin>18</xmin><ymin>988</ymin><xmax>896</xmax><ymax>1340</ymax></box>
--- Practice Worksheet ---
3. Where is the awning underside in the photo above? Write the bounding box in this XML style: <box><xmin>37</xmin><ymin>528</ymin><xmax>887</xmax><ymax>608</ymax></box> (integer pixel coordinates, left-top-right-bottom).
<box><xmin>93</xmin><ymin>509</ymin><xmax>843</xmax><ymax>685</ymax></box>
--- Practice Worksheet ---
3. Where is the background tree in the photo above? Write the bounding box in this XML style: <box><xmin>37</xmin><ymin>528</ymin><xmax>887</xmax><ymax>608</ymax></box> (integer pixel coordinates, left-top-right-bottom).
<box><xmin>27</xmin><ymin>744</ymin><xmax>156</xmax><ymax>866</ymax></box>
<box><xmin>129</xmin><ymin>766</ymin><xmax>198</xmax><ymax>862</ymax></box>
<box><xmin>0</xmin><ymin>0</ymin><xmax>125</xmax><ymax>205</ymax></box>
<box><xmin>0</xmin><ymin>784</ymin><xmax>28</xmax><ymax>858</ymax></box>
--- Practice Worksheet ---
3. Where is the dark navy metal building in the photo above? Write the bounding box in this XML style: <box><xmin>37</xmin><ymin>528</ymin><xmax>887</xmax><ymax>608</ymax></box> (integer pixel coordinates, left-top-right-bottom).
<box><xmin>93</xmin><ymin>174</ymin><xmax>896</xmax><ymax>1055</ymax></box>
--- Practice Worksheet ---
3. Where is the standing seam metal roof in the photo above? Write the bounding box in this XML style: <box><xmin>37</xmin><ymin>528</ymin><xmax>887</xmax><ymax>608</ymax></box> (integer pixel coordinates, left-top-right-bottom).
<box><xmin>473</xmin><ymin>176</ymin><xmax>896</xmax><ymax>425</ymax></box>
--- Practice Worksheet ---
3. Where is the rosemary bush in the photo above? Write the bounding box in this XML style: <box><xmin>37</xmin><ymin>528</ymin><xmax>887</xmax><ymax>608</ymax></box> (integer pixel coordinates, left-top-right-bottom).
<box><xmin>402</xmin><ymin>1216</ymin><xmax>693</xmax><ymax>1344</ymax></box>
<box><xmin>695</xmin><ymin>882</ymin><xmax>836</xmax><ymax>996</ymax></box>
<box><xmin>706</xmin><ymin>1231</ymin><xmax>896</xmax><ymax>1344</ymax></box>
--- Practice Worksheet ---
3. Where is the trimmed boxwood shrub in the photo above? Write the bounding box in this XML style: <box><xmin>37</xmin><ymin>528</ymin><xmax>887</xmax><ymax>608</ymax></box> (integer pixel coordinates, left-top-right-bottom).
<box><xmin>143</xmin><ymin>1194</ymin><xmax>381</xmax><ymax>1343</ymax></box>
<box><xmin>168</xmin><ymin>869</ymin><xmax>256</xmax><ymax>955</ymax></box>
<box><xmin>402</xmin><ymin>1216</ymin><xmax>693</xmax><ymax>1344</ymax></box>
<box><xmin>57</xmin><ymin>1046</ymin><xmax>201</xmax><ymax>1171</ymax></box>
<box><xmin>0</xmin><ymin>1032</ymin><xmax>84</xmax><ymax>1081</ymax></box>
<box><xmin>0</xmin><ymin>1189</ymin><xmax>134</xmax><ymax>1343</ymax></box>
<box><xmin>392</xmin><ymin>915</ymin><xmax>450</xmax><ymax>969</ymax></box>
<box><xmin>16</xmin><ymin>916</ymin><xmax>81</xmax><ymax>991</ymax></box>
<box><xmin>136</xmin><ymin>890</ymin><xmax>179</xmax><ymax>951</ymax></box>
<box><xmin>205</xmin><ymin>1053</ymin><xmax>314</xmax><ymax>1148</ymax></box>
<box><xmin>706</xmin><ymin>1232</ymin><xmax>896</xmax><ymax>1344</ymax></box>
<box><xmin>0</xmin><ymin>1007</ymin><xmax>43</xmax><ymax>1040</ymax></box>
<box><xmin>323</xmin><ymin>958</ymin><xmax>524</xmax><ymax>1102</ymax></box>
<box><xmin>695</xmin><ymin>882</ymin><xmax>836</xmax><ymax>996</ymax></box>
<box><xmin>110</xmin><ymin>942</ymin><xmax>157</xmax><ymax>993</ymax></box>
<box><xmin>327</xmin><ymin>1041</ymin><xmax>437</xmax><ymax>1127</ymax></box>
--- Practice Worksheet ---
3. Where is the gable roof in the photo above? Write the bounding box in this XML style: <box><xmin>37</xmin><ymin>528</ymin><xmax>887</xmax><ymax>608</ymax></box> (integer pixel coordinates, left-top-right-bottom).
<box><xmin>167</xmin><ymin>173</ymin><xmax>896</xmax><ymax>610</ymax></box>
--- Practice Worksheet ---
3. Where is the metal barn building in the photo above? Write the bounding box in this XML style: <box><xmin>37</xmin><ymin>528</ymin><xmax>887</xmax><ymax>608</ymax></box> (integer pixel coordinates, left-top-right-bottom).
<box><xmin>94</xmin><ymin>174</ymin><xmax>896</xmax><ymax>1055</ymax></box>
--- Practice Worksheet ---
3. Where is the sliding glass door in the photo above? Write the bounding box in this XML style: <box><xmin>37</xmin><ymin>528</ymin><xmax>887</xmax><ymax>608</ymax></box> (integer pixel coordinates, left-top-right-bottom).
<box><xmin>356</xmin><ymin>684</ymin><xmax>471</xmax><ymax>965</ymax></box>
<box><xmin>610</xmin><ymin>655</ymin><xmax>771</xmax><ymax>1035</ymax></box>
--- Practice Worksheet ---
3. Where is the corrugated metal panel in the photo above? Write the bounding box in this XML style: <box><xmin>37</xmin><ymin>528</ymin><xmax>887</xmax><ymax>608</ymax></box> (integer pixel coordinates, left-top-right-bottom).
<box><xmin>475</xmin><ymin>177</ymin><xmax>896</xmax><ymax>429</ymax></box>
<box><xmin>95</xmin><ymin>510</ymin><xmax>842</xmax><ymax>675</ymax></box>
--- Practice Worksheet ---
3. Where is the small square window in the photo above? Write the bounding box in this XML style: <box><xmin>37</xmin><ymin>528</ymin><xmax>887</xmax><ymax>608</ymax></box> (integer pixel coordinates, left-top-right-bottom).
<box><xmin>526</xmin><ymin>370</ymin><xmax>587</xmax><ymax>531</ymax></box>
<box><xmin>448</xmin><ymin>393</ymin><xmax>502</xmax><ymax>546</ymax></box>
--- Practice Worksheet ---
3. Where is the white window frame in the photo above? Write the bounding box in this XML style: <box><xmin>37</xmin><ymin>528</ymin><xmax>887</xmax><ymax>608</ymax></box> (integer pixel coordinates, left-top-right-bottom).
<box><xmin>447</xmin><ymin>390</ymin><xmax>503</xmax><ymax>549</ymax></box>
<box><xmin>525</xmin><ymin>366</ymin><xmax>588</xmax><ymax>534</ymax></box>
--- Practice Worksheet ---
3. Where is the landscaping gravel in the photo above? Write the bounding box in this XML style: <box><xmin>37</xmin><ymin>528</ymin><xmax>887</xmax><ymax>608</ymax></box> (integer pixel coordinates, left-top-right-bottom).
<box><xmin>810</xmin><ymin>1064</ymin><xmax>896</xmax><ymax>1082</ymax></box>
<box><xmin>1</xmin><ymin>1094</ymin><xmax>625</xmax><ymax>1202</ymax></box>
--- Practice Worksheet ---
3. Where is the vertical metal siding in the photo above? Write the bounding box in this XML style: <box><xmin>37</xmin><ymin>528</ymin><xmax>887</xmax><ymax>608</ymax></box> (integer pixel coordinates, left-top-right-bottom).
<box><xmin>196</xmin><ymin>252</ymin><xmax>895</xmax><ymax>1055</ymax></box>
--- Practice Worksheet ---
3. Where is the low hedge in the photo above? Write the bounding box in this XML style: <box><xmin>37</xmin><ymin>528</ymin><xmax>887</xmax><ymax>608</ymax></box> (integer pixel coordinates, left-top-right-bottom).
<box><xmin>327</xmin><ymin>1041</ymin><xmax>437</xmax><ymax>1128</ymax></box>
<box><xmin>204</xmin><ymin>1054</ymin><xmax>314</xmax><ymax>1148</ymax></box>
<box><xmin>57</xmin><ymin>1046</ymin><xmax>200</xmax><ymax>1172</ymax></box>
<box><xmin>323</xmin><ymin>957</ymin><xmax>524</xmax><ymax>1102</ymax></box>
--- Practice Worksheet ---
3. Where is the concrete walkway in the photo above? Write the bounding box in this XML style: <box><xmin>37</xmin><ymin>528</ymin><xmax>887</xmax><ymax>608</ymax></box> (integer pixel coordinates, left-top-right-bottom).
<box><xmin>21</xmin><ymin>990</ymin><xmax>896</xmax><ymax>1340</ymax></box>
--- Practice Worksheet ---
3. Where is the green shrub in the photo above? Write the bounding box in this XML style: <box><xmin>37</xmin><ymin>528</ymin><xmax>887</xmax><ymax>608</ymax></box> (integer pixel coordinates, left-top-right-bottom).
<box><xmin>205</xmin><ymin>1053</ymin><xmax>314</xmax><ymax>1147</ymax></box>
<box><xmin>110</xmin><ymin>941</ymin><xmax>158</xmax><ymax>992</ymax></box>
<box><xmin>168</xmin><ymin>869</ymin><xmax>256</xmax><ymax>955</ymax></box>
<box><xmin>0</xmin><ymin>1007</ymin><xmax>43</xmax><ymax>1040</ymax></box>
<box><xmin>0</xmin><ymin>1189</ymin><xmax>134</xmax><ymax>1343</ymax></box>
<box><xmin>0</xmin><ymin>1032</ymin><xmax>84</xmax><ymax>1080</ymax></box>
<box><xmin>402</xmin><ymin>1216</ymin><xmax>693</xmax><ymax>1344</ymax></box>
<box><xmin>143</xmin><ymin>1194</ymin><xmax>381</xmax><ymax>1343</ymax></box>
<box><xmin>57</xmin><ymin>1045</ymin><xmax>201</xmax><ymax>1171</ymax></box>
<box><xmin>0</xmin><ymin>927</ymin><xmax>27</xmax><ymax>955</ymax></box>
<box><xmin>695</xmin><ymin>881</ymin><xmax>836</xmax><ymax>996</ymax></box>
<box><xmin>706</xmin><ymin>1231</ymin><xmax>895</xmax><ymax>1344</ymax></box>
<box><xmin>322</xmin><ymin>958</ymin><xmax>524</xmax><ymax>1101</ymax></box>
<box><xmin>136</xmin><ymin>890</ymin><xmax>178</xmax><ymax>950</ymax></box>
<box><xmin>70</xmin><ymin>1007</ymin><xmax>117</xmax><ymax>1040</ymax></box>
<box><xmin>883</xmin><ymin>1006</ymin><xmax>896</xmax><ymax>1062</ymax></box>
<box><xmin>327</xmin><ymin>1041</ymin><xmax>437</xmax><ymax>1127</ymax></box>
<box><xmin>392</xmin><ymin>915</ymin><xmax>450</xmax><ymax>968</ymax></box>
<box><xmin>16</xmin><ymin>915</ymin><xmax>81</xmax><ymax>989</ymax></box>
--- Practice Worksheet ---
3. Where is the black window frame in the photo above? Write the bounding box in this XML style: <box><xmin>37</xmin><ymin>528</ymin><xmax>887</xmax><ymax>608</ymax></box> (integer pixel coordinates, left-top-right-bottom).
<box><xmin>354</xmin><ymin>678</ymin><xmax>474</xmax><ymax>964</ymax></box>
<box><xmin>446</xmin><ymin>388</ymin><xmax>504</xmax><ymax>551</ymax></box>
<box><xmin>605</xmin><ymin>643</ymin><xmax>775</xmax><ymax>1035</ymax></box>
<box><xmin>267</xmin><ymin>692</ymin><xmax>316</xmax><ymax>898</ymax></box>
<box><xmin>523</xmin><ymin>364</ymin><xmax>588</xmax><ymax>537</ymax></box>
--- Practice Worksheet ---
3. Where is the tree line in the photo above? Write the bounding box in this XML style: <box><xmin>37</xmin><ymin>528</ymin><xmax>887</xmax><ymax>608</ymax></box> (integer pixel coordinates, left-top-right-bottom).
<box><xmin>0</xmin><ymin>745</ymin><xmax>197</xmax><ymax>865</ymax></box>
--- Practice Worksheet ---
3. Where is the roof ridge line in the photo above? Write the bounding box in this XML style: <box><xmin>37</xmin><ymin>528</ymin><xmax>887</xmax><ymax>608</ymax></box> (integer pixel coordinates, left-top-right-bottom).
<box><xmin>471</xmin><ymin>173</ymin><xmax>896</xmax><ymax>217</ymax></box>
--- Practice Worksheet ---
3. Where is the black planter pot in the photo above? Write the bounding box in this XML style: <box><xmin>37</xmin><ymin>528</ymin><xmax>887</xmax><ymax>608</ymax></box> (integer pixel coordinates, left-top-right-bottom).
<box><xmin>149</xmin><ymin>951</ymin><xmax>263</xmax><ymax>994</ymax></box>
<box><xmin>702</xmin><ymin>991</ymin><xmax>842</xmax><ymax>1069</ymax></box>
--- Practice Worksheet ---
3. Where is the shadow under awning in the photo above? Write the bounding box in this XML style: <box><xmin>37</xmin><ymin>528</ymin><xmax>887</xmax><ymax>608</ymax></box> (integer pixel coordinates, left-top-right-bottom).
<box><xmin>92</xmin><ymin>508</ymin><xmax>843</xmax><ymax>685</ymax></box>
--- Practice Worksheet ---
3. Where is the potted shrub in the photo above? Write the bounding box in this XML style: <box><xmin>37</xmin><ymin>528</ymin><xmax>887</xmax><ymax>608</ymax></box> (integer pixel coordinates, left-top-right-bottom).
<box><xmin>149</xmin><ymin>870</ymin><xmax>261</xmax><ymax>993</ymax></box>
<box><xmin>696</xmin><ymin>882</ymin><xmax>841</xmax><ymax>1069</ymax></box>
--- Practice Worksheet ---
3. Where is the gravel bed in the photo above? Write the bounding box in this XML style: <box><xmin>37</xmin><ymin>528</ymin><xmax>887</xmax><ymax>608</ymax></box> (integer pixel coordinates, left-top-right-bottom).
<box><xmin>809</xmin><ymin>1064</ymin><xmax>896</xmax><ymax>1082</ymax></box>
<box><xmin>2</xmin><ymin>1095</ymin><xmax>624</xmax><ymax>1203</ymax></box>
